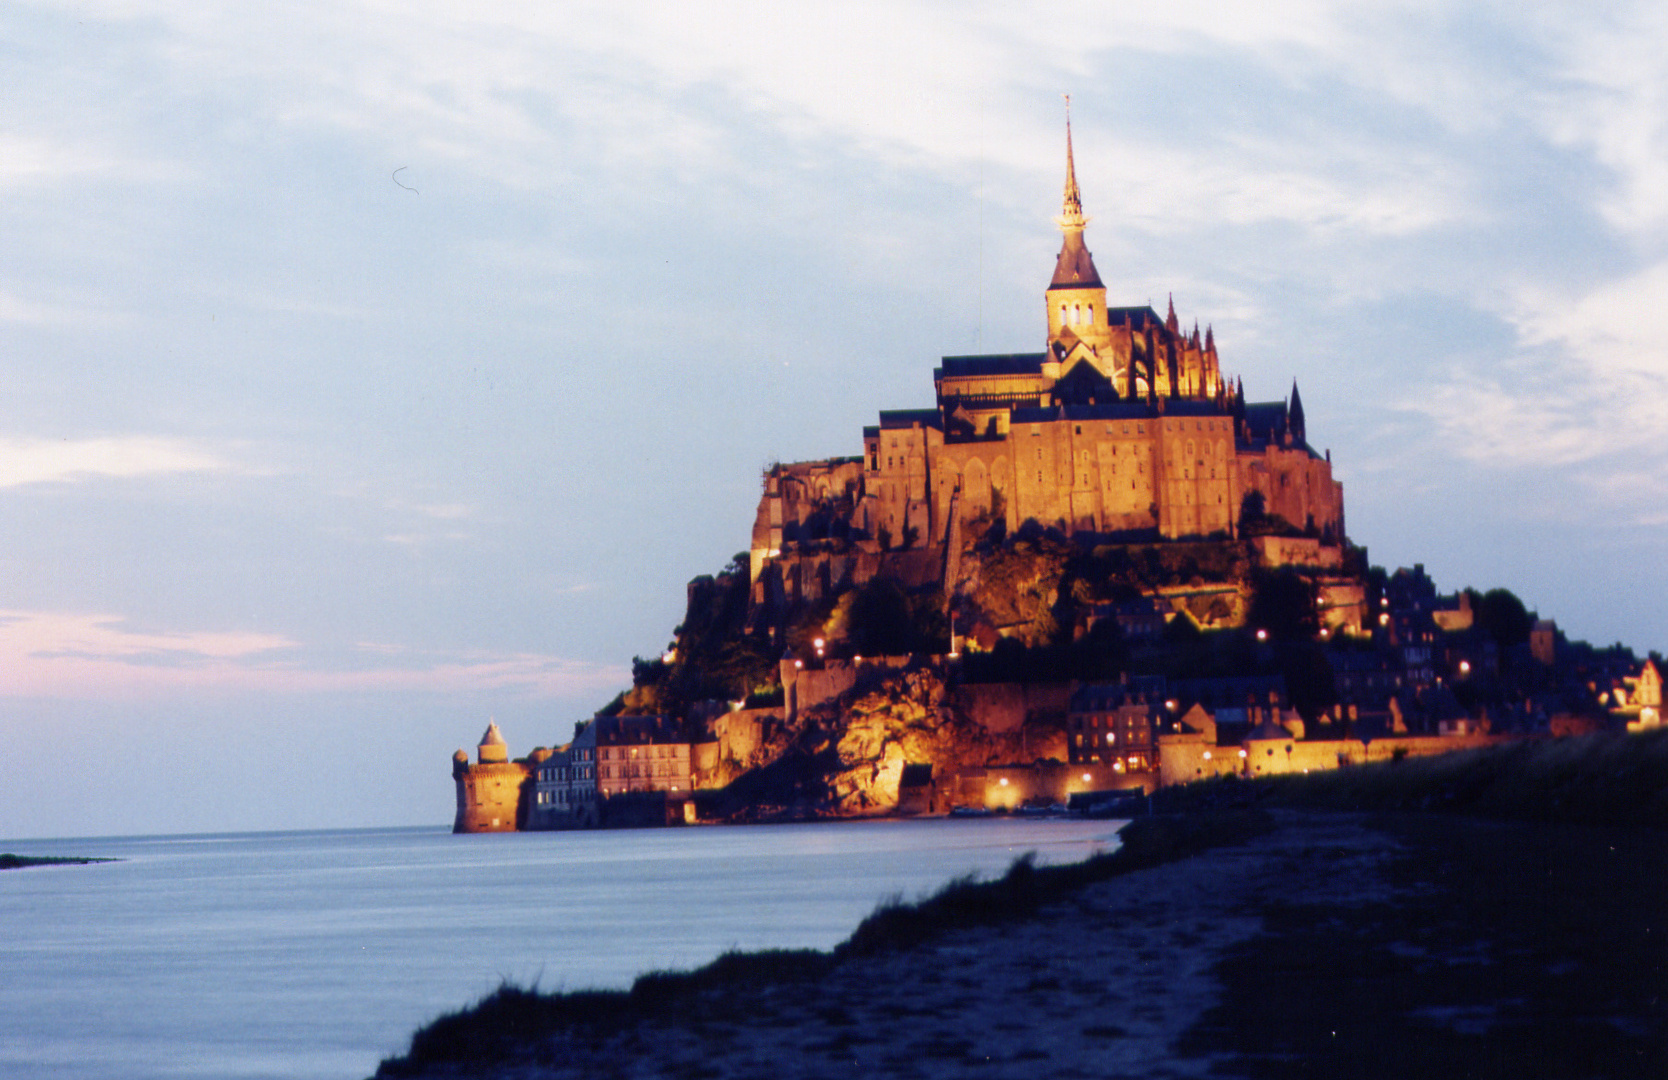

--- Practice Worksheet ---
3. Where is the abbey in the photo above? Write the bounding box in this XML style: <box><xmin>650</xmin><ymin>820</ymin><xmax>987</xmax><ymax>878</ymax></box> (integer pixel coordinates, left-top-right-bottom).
<box><xmin>750</xmin><ymin>122</ymin><xmax>1343</xmax><ymax>591</ymax></box>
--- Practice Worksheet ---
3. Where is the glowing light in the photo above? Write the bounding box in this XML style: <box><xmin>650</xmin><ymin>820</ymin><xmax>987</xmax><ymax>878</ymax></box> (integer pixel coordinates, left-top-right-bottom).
<box><xmin>1379</xmin><ymin>613</ymin><xmax>1390</xmax><ymax>626</ymax></box>
<box><xmin>1203</xmin><ymin>751</ymin><xmax>1212</xmax><ymax>760</ymax></box>
<box><xmin>998</xmin><ymin>777</ymin><xmax>1009</xmax><ymax>787</ymax></box>
<box><xmin>813</xmin><ymin>638</ymin><xmax>824</xmax><ymax>650</ymax></box>
<box><xmin>793</xmin><ymin>659</ymin><xmax>803</xmax><ymax>669</ymax></box>
<box><xmin>662</xmin><ymin>650</ymin><xmax>677</xmax><ymax>664</ymax></box>
<box><xmin>1165</xmin><ymin>699</ymin><xmax>1178</xmax><ymax>711</ymax></box>
<box><xmin>1106</xmin><ymin>732</ymin><xmax>1115</xmax><ymax>744</ymax></box>
<box><xmin>1256</xmin><ymin>629</ymin><xmax>1268</xmax><ymax>642</ymax></box>
<box><xmin>1238</xmin><ymin>749</ymin><xmax>1248</xmax><ymax>758</ymax></box>
<box><xmin>1458</xmin><ymin>660</ymin><xmax>1471</xmax><ymax>674</ymax></box>
<box><xmin>1082</xmin><ymin>773</ymin><xmax>1091</xmax><ymax>782</ymax></box>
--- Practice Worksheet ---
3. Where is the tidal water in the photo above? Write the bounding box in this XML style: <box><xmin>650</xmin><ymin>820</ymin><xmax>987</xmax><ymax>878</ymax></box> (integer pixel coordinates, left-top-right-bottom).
<box><xmin>0</xmin><ymin>817</ymin><xmax>1121</xmax><ymax>1080</ymax></box>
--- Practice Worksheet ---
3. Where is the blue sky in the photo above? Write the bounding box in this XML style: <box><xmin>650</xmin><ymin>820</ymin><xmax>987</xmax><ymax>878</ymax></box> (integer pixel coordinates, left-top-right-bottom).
<box><xmin>5</xmin><ymin>1</ymin><xmax>1666</xmax><ymax>837</ymax></box>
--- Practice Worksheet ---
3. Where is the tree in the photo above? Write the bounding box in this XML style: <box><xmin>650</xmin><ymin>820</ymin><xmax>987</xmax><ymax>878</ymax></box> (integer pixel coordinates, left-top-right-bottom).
<box><xmin>846</xmin><ymin>578</ymin><xmax>915</xmax><ymax>656</ymax></box>
<box><xmin>1471</xmin><ymin>588</ymin><xmax>1533</xmax><ymax>649</ymax></box>
<box><xmin>1248</xmin><ymin>568</ymin><xmax>1318</xmax><ymax>642</ymax></box>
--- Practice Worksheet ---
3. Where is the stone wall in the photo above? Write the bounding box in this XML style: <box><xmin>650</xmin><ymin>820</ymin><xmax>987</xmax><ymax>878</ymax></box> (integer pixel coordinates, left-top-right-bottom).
<box><xmin>452</xmin><ymin>760</ymin><xmax>531</xmax><ymax>833</ymax></box>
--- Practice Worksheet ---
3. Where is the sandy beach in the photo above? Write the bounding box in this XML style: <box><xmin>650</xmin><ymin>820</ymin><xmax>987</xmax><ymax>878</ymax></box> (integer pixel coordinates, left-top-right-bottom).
<box><xmin>374</xmin><ymin>806</ymin><xmax>1668</xmax><ymax>1079</ymax></box>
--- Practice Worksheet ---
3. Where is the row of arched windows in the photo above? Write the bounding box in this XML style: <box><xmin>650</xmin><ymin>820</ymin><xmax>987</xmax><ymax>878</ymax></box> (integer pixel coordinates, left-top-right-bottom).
<box><xmin>1060</xmin><ymin>302</ymin><xmax>1096</xmax><ymax>328</ymax></box>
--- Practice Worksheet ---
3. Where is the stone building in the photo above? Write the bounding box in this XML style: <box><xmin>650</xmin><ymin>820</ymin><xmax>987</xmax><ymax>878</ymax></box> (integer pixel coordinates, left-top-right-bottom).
<box><xmin>452</xmin><ymin>722</ymin><xmax>548</xmax><ymax>833</ymax></box>
<box><xmin>592</xmin><ymin>714</ymin><xmax>694</xmax><ymax>800</ymax></box>
<box><xmin>750</xmin><ymin>119</ymin><xmax>1344</xmax><ymax>596</ymax></box>
<box><xmin>528</xmin><ymin>723</ymin><xmax>599</xmax><ymax>829</ymax></box>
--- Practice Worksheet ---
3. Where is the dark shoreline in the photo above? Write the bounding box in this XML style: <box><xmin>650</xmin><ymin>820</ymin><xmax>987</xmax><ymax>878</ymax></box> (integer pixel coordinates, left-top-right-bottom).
<box><xmin>0</xmin><ymin>853</ymin><xmax>119</xmax><ymax>870</ymax></box>
<box><xmin>377</xmin><ymin>731</ymin><xmax>1668</xmax><ymax>1079</ymax></box>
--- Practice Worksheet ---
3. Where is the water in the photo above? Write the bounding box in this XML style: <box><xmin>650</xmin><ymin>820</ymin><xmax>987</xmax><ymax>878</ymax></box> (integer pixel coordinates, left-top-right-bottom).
<box><xmin>0</xmin><ymin>818</ymin><xmax>1122</xmax><ymax>1080</ymax></box>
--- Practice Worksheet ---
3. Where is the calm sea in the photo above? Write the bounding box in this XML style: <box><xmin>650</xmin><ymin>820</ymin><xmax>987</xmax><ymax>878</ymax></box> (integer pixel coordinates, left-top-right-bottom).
<box><xmin>0</xmin><ymin>818</ymin><xmax>1122</xmax><ymax>1080</ymax></box>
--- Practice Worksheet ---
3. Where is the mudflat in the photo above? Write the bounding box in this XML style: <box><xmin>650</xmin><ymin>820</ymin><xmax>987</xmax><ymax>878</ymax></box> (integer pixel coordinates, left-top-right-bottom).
<box><xmin>375</xmin><ymin>809</ymin><xmax>1668</xmax><ymax>1078</ymax></box>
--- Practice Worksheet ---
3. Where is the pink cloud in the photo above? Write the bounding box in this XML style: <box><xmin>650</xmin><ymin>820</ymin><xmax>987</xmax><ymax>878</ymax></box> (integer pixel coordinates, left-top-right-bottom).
<box><xmin>0</xmin><ymin>610</ymin><xmax>627</xmax><ymax>700</ymax></box>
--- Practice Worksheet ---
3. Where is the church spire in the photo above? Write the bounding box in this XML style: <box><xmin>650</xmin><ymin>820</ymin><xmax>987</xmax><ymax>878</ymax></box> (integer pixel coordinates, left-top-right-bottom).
<box><xmin>1057</xmin><ymin>96</ymin><xmax>1087</xmax><ymax>232</ymax></box>
<box><xmin>1049</xmin><ymin>96</ymin><xmax>1102</xmax><ymax>289</ymax></box>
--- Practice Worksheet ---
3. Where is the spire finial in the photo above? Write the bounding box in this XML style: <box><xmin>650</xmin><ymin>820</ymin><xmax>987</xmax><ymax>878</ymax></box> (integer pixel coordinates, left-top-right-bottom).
<box><xmin>1056</xmin><ymin>94</ymin><xmax>1087</xmax><ymax>231</ymax></box>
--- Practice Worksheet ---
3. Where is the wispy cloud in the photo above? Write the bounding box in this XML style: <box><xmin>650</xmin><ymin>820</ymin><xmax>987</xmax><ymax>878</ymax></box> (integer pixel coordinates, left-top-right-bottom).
<box><xmin>0</xmin><ymin>609</ymin><xmax>628</xmax><ymax>700</ymax></box>
<box><xmin>0</xmin><ymin>436</ymin><xmax>237</xmax><ymax>488</ymax></box>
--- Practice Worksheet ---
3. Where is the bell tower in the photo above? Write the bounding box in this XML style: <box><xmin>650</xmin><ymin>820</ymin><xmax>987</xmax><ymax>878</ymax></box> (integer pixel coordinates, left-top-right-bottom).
<box><xmin>1045</xmin><ymin>98</ymin><xmax>1113</xmax><ymax>380</ymax></box>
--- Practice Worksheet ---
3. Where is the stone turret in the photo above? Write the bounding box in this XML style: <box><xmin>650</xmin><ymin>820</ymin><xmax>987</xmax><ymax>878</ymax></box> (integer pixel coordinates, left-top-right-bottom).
<box><xmin>477</xmin><ymin>721</ymin><xmax>509</xmax><ymax>764</ymax></box>
<box><xmin>453</xmin><ymin>722</ymin><xmax>532</xmax><ymax>832</ymax></box>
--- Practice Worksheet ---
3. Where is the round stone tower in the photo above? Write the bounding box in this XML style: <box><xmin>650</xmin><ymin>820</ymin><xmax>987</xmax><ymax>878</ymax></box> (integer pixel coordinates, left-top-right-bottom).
<box><xmin>452</xmin><ymin>722</ymin><xmax>529</xmax><ymax>832</ymax></box>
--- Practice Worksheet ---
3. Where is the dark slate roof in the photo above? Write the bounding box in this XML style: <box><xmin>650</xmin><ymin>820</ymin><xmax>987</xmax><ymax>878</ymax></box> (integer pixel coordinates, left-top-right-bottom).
<box><xmin>593</xmin><ymin>714</ymin><xmax>687</xmax><ymax>745</ymax></box>
<box><xmin>1243</xmin><ymin>401</ymin><xmax>1289</xmax><ymax>438</ymax></box>
<box><xmin>1105</xmin><ymin>305</ymin><xmax>1163</xmax><ymax>325</ymax></box>
<box><xmin>1049</xmin><ymin>231</ymin><xmax>1103</xmax><ymax>288</ymax></box>
<box><xmin>1071</xmin><ymin>676</ymin><xmax>1169</xmax><ymax>712</ymax></box>
<box><xmin>877</xmin><ymin>409</ymin><xmax>941</xmax><ymax>430</ymax></box>
<box><xmin>1008</xmin><ymin>400</ymin><xmax>1229</xmax><ymax>424</ymax></box>
<box><xmin>936</xmin><ymin>353</ymin><xmax>1047</xmax><ymax>379</ymax></box>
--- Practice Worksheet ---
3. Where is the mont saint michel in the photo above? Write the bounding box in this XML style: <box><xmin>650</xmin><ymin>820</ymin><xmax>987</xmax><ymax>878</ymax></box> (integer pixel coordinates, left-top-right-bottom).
<box><xmin>452</xmin><ymin>123</ymin><xmax>1662</xmax><ymax>833</ymax></box>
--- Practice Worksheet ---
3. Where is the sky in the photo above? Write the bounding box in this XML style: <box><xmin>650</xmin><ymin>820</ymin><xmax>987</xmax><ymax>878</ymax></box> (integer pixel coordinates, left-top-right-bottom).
<box><xmin>4</xmin><ymin>1</ymin><xmax>1667</xmax><ymax>838</ymax></box>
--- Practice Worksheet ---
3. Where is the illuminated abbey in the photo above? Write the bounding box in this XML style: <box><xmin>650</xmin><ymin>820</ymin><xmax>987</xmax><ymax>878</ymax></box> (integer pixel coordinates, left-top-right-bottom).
<box><xmin>749</xmin><ymin>117</ymin><xmax>1344</xmax><ymax>588</ymax></box>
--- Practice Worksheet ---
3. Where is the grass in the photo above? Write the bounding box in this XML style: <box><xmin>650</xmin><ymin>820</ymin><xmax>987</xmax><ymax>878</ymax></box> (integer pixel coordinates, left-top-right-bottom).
<box><xmin>1153</xmin><ymin>727</ymin><xmax>1668</xmax><ymax>827</ymax></box>
<box><xmin>373</xmin><ymin>809</ymin><xmax>1274</xmax><ymax>1077</ymax></box>
<box><xmin>1177</xmin><ymin>814</ymin><xmax>1668</xmax><ymax>1078</ymax></box>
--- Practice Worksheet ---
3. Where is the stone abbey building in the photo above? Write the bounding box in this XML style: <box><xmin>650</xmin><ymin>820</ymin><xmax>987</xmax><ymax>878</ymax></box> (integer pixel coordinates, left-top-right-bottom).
<box><xmin>454</xmin><ymin>122</ymin><xmax>1366</xmax><ymax>831</ymax></box>
<box><xmin>750</xmin><ymin>120</ymin><xmax>1344</xmax><ymax>592</ymax></box>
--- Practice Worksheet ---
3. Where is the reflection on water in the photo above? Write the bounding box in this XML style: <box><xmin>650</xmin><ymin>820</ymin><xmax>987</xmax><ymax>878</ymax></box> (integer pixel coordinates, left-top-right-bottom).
<box><xmin>0</xmin><ymin>818</ymin><xmax>1120</xmax><ymax>1080</ymax></box>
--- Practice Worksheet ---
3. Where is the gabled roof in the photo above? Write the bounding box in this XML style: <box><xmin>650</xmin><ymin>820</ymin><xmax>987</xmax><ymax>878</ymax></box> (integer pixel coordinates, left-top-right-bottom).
<box><xmin>936</xmin><ymin>354</ymin><xmax>1047</xmax><ymax>379</ymax></box>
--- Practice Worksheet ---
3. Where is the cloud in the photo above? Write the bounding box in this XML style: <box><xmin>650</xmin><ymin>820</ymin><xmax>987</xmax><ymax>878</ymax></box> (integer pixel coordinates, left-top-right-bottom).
<box><xmin>1396</xmin><ymin>261</ymin><xmax>1668</xmax><ymax>524</ymax></box>
<box><xmin>1535</xmin><ymin>5</ymin><xmax>1668</xmax><ymax>234</ymax></box>
<box><xmin>0</xmin><ymin>436</ymin><xmax>236</xmax><ymax>487</ymax></box>
<box><xmin>0</xmin><ymin>609</ymin><xmax>628</xmax><ymax>700</ymax></box>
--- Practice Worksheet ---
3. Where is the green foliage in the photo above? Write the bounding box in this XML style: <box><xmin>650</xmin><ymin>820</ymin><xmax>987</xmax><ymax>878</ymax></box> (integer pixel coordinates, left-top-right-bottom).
<box><xmin>1248</xmin><ymin>568</ymin><xmax>1318</xmax><ymax>641</ymax></box>
<box><xmin>1469</xmin><ymin>588</ymin><xmax>1533</xmax><ymax>649</ymax></box>
<box><xmin>845</xmin><ymin>578</ymin><xmax>917</xmax><ymax>656</ymax></box>
<box><xmin>631</xmin><ymin>655</ymin><xmax>668</xmax><ymax>688</ymax></box>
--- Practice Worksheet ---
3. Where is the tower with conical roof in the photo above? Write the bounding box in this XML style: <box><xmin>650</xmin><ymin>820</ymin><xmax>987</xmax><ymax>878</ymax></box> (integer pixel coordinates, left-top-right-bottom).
<box><xmin>477</xmin><ymin>720</ymin><xmax>509</xmax><ymax>764</ymax></box>
<box><xmin>452</xmin><ymin>721</ymin><xmax>536</xmax><ymax>832</ymax></box>
<box><xmin>1044</xmin><ymin>98</ymin><xmax>1114</xmax><ymax>381</ymax></box>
